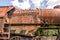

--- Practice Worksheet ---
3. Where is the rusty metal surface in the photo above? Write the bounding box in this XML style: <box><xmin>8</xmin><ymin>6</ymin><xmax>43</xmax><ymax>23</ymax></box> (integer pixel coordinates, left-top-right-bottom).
<box><xmin>0</xmin><ymin>6</ymin><xmax>14</xmax><ymax>17</ymax></box>
<box><xmin>54</xmin><ymin>5</ymin><xmax>60</xmax><ymax>8</ymax></box>
<box><xmin>10</xmin><ymin>25</ymin><xmax>40</xmax><ymax>36</ymax></box>
<box><xmin>0</xmin><ymin>6</ymin><xmax>60</xmax><ymax>40</ymax></box>
<box><xmin>7</xmin><ymin>9</ymin><xmax>60</xmax><ymax>24</ymax></box>
<box><xmin>0</xmin><ymin>6</ymin><xmax>14</xmax><ymax>40</ymax></box>
<box><xmin>1</xmin><ymin>6</ymin><xmax>60</xmax><ymax>40</ymax></box>
<box><xmin>40</xmin><ymin>9</ymin><xmax>60</xmax><ymax>24</ymax></box>
<box><xmin>0</xmin><ymin>6</ymin><xmax>60</xmax><ymax>24</ymax></box>
<box><xmin>8</xmin><ymin>9</ymin><xmax>40</xmax><ymax>24</ymax></box>
<box><xmin>1</xmin><ymin>6</ymin><xmax>60</xmax><ymax>24</ymax></box>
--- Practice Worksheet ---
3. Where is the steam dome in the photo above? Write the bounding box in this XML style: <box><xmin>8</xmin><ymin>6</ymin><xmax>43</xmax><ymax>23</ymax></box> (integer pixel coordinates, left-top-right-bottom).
<box><xmin>54</xmin><ymin>5</ymin><xmax>60</xmax><ymax>8</ymax></box>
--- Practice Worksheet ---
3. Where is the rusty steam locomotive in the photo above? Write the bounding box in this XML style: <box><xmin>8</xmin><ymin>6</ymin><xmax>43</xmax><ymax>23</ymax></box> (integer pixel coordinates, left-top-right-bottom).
<box><xmin>0</xmin><ymin>5</ymin><xmax>60</xmax><ymax>40</ymax></box>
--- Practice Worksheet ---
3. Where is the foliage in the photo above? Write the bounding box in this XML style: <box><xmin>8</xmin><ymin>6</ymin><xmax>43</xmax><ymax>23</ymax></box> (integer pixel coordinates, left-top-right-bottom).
<box><xmin>43</xmin><ymin>29</ymin><xmax>58</xmax><ymax>36</ymax></box>
<box><xmin>35</xmin><ymin>29</ymin><xmax>58</xmax><ymax>36</ymax></box>
<box><xmin>35</xmin><ymin>29</ymin><xmax>41</xmax><ymax>36</ymax></box>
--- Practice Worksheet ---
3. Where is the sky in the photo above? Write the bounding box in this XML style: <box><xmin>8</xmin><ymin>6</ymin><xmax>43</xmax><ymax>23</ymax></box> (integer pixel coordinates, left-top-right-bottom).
<box><xmin>0</xmin><ymin>0</ymin><xmax>60</xmax><ymax>9</ymax></box>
